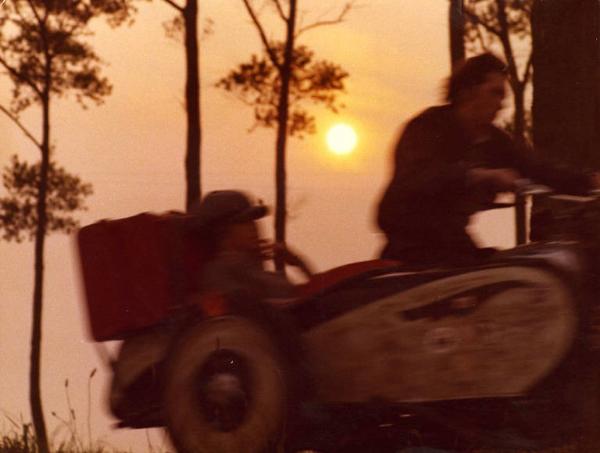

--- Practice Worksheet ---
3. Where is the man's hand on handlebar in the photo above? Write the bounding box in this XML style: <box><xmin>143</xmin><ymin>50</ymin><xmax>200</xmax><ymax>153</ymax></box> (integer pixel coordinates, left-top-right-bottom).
<box><xmin>467</xmin><ymin>167</ymin><xmax>521</xmax><ymax>192</ymax></box>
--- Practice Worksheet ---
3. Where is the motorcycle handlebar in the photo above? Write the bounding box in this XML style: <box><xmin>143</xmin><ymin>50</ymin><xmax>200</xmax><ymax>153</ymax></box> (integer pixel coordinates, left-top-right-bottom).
<box><xmin>513</xmin><ymin>178</ymin><xmax>553</xmax><ymax>197</ymax></box>
<box><xmin>514</xmin><ymin>179</ymin><xmax>600</xmax><ymax>202</ymax></box>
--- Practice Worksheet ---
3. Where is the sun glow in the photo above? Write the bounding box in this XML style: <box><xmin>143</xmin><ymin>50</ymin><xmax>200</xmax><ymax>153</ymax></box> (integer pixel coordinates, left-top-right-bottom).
<box><xmin>326</xmin><ymin>123</ymin><xmax>358</xmax><ymax>155</ymax></box>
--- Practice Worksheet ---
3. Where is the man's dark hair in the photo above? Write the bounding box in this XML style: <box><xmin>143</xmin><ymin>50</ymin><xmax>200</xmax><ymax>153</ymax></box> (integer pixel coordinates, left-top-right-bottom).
<box><xmin>445</xmin><ymin>53</ymin><xmax>507</xmax><ymax>103</ymax></box>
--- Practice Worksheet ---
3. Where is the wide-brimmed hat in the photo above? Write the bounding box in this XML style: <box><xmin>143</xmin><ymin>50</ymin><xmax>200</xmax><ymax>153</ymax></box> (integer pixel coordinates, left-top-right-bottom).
<box><xmin>187</xmin><ymin>190</ymin><xmax>268</xmax><ymax>229</ymax></box>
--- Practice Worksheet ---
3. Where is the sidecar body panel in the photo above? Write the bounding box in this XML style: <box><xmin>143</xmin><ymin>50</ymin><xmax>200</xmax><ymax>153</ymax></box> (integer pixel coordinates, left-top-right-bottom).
<box><xmin>303</xmin><ymin>265</ymin><xmax>577</xmax><ymax>403</ymax></box>
<box><xmin>77</xmin><ymin>212</ymin><xmax>204</xmax><ymax>341</ymax></box>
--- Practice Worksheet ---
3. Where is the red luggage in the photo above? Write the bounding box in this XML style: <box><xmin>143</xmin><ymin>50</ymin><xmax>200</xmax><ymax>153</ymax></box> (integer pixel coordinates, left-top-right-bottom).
<box><xmin>77</xmin><ymin>212</ymin><xmax>204</xmax><ymax>341</ymax></box>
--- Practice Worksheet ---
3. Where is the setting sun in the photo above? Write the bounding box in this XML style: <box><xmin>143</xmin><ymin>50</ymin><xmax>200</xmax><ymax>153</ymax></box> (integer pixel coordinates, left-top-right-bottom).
<box><xmin>326</xmin><ymin>123</ymin><xmax>358</xmax><ymax>155</ymax></box>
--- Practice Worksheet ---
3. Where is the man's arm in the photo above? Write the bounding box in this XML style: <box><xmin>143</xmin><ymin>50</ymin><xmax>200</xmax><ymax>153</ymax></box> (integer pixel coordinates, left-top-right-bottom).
<box><xmin>503</xmin><ymin>135</ymin><xmax>592</xmax><ymax>195</ymax></box>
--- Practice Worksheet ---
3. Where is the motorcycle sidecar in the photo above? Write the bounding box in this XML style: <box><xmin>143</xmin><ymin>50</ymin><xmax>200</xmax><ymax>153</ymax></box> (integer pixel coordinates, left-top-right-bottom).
<box><xmin>77</xmin><ymin>212</ymin><xmax>600</xmax><ymax>452</ymax></box>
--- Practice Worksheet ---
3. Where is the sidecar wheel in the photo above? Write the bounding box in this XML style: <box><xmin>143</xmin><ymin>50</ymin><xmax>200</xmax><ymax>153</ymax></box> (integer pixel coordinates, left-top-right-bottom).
<box><xmin>163</xmin><ymin>316</ymin><xmax>288</xmax><ymax>453</ymax></box>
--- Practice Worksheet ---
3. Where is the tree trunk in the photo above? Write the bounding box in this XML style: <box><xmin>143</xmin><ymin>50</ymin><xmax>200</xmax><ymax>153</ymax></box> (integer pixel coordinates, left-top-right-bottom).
<box><xmin>532</xmin><ymin>0</ymin><xmax>600</xmax><ymax>170</ymax></box>
<box><xmin>273</xmin><ymin>0</ymin><xmax>297</xmax><ymax>272</ymax></box>
<box><xmin>531</xmin><ymin>0</ymin><xmax>600</xmax><ymax>246</ymax></box>
<box><xmin>495</xmin><ymin>0</ymin><xmax>529</xmax><ymax>244</ymax></box>
<box><xmin>30</xmin><ymin>91</ymin><xmax>50</xmax><ymax>453</ymax></box>
<box><xmin>512</xmin><ymin>82</ymin><xmax>527</xmax><ymax>244</ymax></box>
<box><xmin>449</xmin><ymin>0</ymin><xmax>465</xmax><ymax>69</ymax></box>
<box><xmin>512</xmin><ymin>83</ymin><xmax>526</xmax><ymax>145</ymax></box>
<box><xmin>184</xmin><ymin>0</ymin><xmax>201</xmax><ymax>211</ymax></box>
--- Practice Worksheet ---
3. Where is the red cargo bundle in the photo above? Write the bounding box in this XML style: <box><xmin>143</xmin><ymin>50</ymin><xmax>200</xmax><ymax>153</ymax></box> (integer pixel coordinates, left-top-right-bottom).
<box><xmin>77</xmin><ymin>212</ymin><xmax>204</xmax><ymax>342</ymax></box>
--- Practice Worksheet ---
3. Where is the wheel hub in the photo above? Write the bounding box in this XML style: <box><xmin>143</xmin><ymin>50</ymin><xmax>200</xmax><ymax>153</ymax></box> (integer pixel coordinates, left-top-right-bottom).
<box><xmin>195</xmin><ymin>351</ymin><xmax>251</xmax><ymax>432</ymax></box>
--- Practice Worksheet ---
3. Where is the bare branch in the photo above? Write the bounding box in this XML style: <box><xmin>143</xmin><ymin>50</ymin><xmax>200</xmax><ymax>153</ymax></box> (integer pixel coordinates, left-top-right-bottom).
<box><xmin>475</xmin><ymin>22</ymin><xmax>489</xmax><ymax>50</ymax></box>
<box><xmin>0</xmin><ymin>104</ymin><xmax>41</xmax><ymax>148</ymax></box>
<box><xmin>271</xmin><ymin>0</ymin><xmax>287</xmax><ymax>21</ymax></box>
<box><xmin>296</xmin><ymin>1</ymin><xmax>353</xmax><ymax>37</ymax></box>
<box><xmin>161</xmin><ymin>0</ymin><xmax>184</xmax><ymax>13</ymax></box>
<box><xmin>495</xmin><ymin>0</ymin><xmax>519</xmax><ymax>84</ymax></box>
<box><xmin>241</xmin><ymin>0</ymin><xmax>282</xmax><ymax>70</ymax></box>
<box><xmin>25</xmin><ymin>0</ymin><xmax>44</xmax><ymax>26</ymax></box>
<box><xmin>0</xmin><ymin>56</ymin><xmax>42</xmax><ymax>97</ymax></box>
<box><xmin>463</xmin><ymin>5</ymin><xmax>502</xmax><ymax>37</ymax></box>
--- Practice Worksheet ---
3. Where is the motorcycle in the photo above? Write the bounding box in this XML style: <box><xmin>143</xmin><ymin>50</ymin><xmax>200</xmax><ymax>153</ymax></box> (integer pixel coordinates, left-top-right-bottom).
<box><xmin>76</xmin><ymin>185</ymin><xmax>600</xmax><ymax>452</ymax></box>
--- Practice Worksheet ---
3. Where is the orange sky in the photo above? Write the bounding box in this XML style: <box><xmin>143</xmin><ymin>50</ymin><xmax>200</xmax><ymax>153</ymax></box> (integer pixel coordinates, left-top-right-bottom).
<box><xmin>0</xmin><ymin>1</ymin><xmax>517</xmax><ymax>450</ymax></box>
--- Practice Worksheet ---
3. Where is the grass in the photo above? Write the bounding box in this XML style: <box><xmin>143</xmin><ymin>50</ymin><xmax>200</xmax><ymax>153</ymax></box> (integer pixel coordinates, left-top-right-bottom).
<box><xmin>1</xmin><ymin>369</ymin><xmax>170</xmax><ymax>453</ymax></box>
<box><xmin>0</xmin><ymin>414</ymin><xmax>170</xmax><ymax>453</ymax></box>
<box><xmin>0</xmin><ymin>407</ymin><xmax>136</xmax><ymax>453</ymax></box>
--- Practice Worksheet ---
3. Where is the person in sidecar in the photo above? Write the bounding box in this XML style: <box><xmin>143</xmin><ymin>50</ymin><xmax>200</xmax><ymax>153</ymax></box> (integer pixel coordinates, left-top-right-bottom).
<box><xmin>377</xmin><ymin>52</ymin><xmax>599</xmax><ymax>267</ymax></box>
<box><xmin>188</xmin><ymin>190</ymin><xmax>313</xmax><ymax>303</ymax></box>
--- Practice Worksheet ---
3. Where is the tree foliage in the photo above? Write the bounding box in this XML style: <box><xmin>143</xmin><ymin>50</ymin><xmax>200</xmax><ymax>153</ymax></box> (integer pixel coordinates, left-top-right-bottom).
<box><xmin>464</xmin><ymin>0</ymin><xmax>532</xmax><ymax>52</ymax></box>
<box><xmin>163</xmin><ymin>14</ymin><xmax>213</xmax><ymax>44</ymax></box>
<box><xmin>218</xmin><ymin>43</ymin><xmax>347</xmax><ymax>138</ymax></box>
<box><xmin>0</xmin><ymin>0</ymin><xmax>138</xmax><ymax>116</ymax></box>
<box><xmin>0</xmin><ymin>155</ymin><xmax>93</xmax><ymax>242</ymax></box>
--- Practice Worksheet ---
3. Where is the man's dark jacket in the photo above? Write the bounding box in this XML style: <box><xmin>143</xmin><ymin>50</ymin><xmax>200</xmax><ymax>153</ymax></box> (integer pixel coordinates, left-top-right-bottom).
<box><xmin>377</xmin><ymin>105</ymin><xmax>589</xmax><ymax>259</ymax></box>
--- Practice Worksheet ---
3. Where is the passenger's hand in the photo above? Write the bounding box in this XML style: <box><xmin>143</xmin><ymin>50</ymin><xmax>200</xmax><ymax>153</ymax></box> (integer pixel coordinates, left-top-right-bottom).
<box><xmin>258</xmin><ymin>239</ymin><xmax>276</xmax><ymax>261</ymax></box>
<box><xmin>259</xmin><ymin>241</ymin><xmax>302</xmax><ymax>266</ymax></box>
<box><xmin>260</xmin><ymin>240</ymin><xmax>313</xmax><ymax>277</ymax></box>
<box><xmin>467</xmin><ymin>167</ymin><xmax>521</xmax><ymax>192</ymax></box>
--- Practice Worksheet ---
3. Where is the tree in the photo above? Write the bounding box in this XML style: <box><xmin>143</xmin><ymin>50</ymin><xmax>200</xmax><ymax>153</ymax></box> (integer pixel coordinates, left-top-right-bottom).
<box><xmin>530</xmin><ymin>0</ymin><xmax>600</xmax><ymax>271</ymax></box>
<box><xmin>462</xmin><ymin>0</ymin><xmax>533</xmax><ymax>244</ymax></box>
<box><xmin>219</xmin><ymin>0</ymin><xmax>351</xmax><ymax>271</ymax></box>
<box><xmin>449</xmin><ymin>0</ymin><xmax>466</xmax><ymax>68</ymax></box>
<box><xmin>532</xmin><ymin>0</ymin><xmax>600</xmax><ymax>170</ymax></box>
<box><xmin>0</xmin><ymin>1</ymin><xmax>136</xmax><ymax>451</ymax></box>
<box><xmin>161</xmin><ymin>0</ymin><xmax>210</xmax><ymax>210</ymax></box>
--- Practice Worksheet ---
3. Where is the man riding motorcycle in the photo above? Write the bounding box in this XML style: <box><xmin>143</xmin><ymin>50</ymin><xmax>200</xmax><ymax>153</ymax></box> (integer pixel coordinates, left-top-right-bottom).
<box><xmin>377</xmin><ymin>52</ymin><xmax>600</xmax><ymax>267</ymax></box>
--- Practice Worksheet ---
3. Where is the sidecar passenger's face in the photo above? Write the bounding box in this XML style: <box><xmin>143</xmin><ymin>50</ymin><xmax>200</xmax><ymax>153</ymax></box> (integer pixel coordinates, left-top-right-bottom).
<box><xmin>225</xmin><ymin>221</ymin><xmax>261</xmax><ymax>256</ymax></box>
